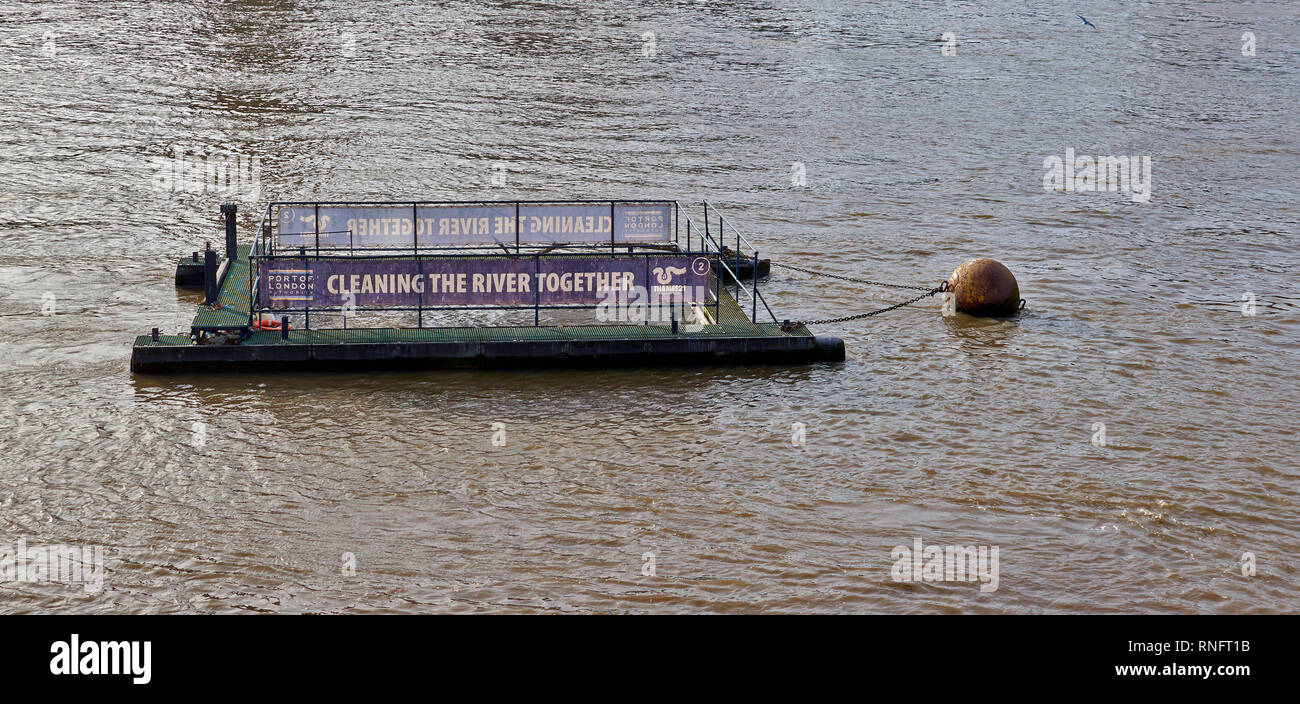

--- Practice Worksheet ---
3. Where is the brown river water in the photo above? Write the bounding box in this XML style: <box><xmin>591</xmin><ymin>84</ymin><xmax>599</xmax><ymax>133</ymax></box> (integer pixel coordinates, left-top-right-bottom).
<box><xmin>0</xmin><ymin>1</ymin><xmax>1297</xmax><ymax>613</ymax></box>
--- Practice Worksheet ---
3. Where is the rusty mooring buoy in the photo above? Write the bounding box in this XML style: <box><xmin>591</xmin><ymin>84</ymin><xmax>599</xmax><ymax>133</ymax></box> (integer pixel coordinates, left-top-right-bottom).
<box><xmin>946</xmin><ymin>258</ymin><xmax>1022</xmax><ymax>317</ymax></box>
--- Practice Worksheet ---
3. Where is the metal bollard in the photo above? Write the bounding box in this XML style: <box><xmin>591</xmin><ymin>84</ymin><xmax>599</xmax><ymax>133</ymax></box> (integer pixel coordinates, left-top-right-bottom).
<box><xmin>203</xmin><ymin>249</ymin><xmax>218</xmax><ymax>304</ymax></box>
<box><xmin>221</xmin><ymin>203</ymin><xmax>237</xmax><ymax>261</ymax></box>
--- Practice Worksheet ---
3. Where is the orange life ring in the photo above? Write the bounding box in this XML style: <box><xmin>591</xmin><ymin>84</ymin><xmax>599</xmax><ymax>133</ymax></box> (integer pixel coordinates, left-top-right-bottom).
<box><xmin>251</xmin><ymin>317</ymin><xmax>282</xmax><ymax>331</ymax></box>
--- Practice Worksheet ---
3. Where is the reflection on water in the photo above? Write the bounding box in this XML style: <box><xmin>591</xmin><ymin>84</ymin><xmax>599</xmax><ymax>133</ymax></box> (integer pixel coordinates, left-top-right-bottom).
<box><xmin>0</xmin><ymin>0</ymin><xmax>1297</xmax><ymax>613</ymax></box>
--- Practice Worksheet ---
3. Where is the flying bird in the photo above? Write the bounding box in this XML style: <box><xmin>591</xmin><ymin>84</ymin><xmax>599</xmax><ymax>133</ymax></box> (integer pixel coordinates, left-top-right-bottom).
<box><xmin>1077</xmin><ymin>14</ymin><xmax>1096</xmax><ymax>29</ymax></box>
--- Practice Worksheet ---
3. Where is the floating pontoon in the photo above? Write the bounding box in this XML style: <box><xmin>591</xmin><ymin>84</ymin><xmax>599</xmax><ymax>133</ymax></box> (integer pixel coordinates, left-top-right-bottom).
<box><xmin>131</xmin><ymin>200</ymin><xmax>844</xmax><ymax>373</ymax></box>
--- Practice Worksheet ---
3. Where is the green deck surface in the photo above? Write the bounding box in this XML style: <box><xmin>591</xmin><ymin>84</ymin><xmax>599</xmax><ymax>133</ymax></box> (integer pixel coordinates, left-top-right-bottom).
<box><xmin>159</xmin><ymin>249</ymin><xmax>804</xmax><ymax>345</ymax></box>
<box><xmin>190</xmin><ymin>245</ymin><xmax>251</xmax><ymax>330</ymax></box>
<box><xmin>135</xmin><ymin>334</ymin><xmax>195</xmax><ymax>347</ymax></box>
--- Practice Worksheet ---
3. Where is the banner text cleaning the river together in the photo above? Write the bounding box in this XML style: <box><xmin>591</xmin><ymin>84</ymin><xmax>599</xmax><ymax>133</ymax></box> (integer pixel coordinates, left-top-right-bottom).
<box><xmin>276</xmin><ymin>203</ymin><xmax>672</xmax><ymax>247</ymax></box>
<box><xmin>258</xmin><ymin>255</ymin><xmax>712</xmax><ymax>309</ymax></box>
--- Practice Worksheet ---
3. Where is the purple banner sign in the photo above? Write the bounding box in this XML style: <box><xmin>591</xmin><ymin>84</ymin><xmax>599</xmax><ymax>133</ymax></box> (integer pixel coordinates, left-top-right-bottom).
<box><xmin>276</xmin><ymin>203</ymin><xmax>672</xmax><ymax>248</ymax></box>
<box><xmin>257</xmin><ymin>255</ymin><xmax>711</xmax><ymax>309</ymax></box>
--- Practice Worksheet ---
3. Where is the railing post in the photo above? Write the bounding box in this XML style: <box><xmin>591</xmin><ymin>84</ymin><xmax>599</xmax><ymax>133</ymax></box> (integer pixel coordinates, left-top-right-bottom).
<box><xmin>220</xmin><ymin>203</ymin><xmax>237</xmax><ymax>261</ymax></box>
<box><xmin>734</xmin><ymin>253</ymin><xmax>740</xmax><ymax>304</ymax></box>
<box><xmin>313</xmin><ymin>203</ymin><xmax>320</xmax><ymax>256</ymax></box>
<box><xmin>703</xmin><ymin>203</ymin><xmax>710</xmax><ymax>248</ymax></box>
<box><xmin>533</xmin><ymin>255</ymin><xmax>540</xmax><ymax>326</ymax></box>
<box><xmin>203</xmin><ymin>249</ymin><xmax>218</xmax><ymax>304</ymax></box>
<box><xmin>302</xmin><ymin>246</ymin><xmax>310</xmax><ymax>330</ymax></box>
<box><xmin>714</xmin><ymin>253</ymin><xmax>720</xmax><ymax>321</ymax></box>
<box><xmin>674</xmin><ymin>203</ymin><xmax>679</xmax><ymax>249</ymax></box>
<box><xmin>644</xmin><ymin>256</ymin><xmax>650</xmax><ymax>326</ymax></box>
<box><xmin>752</xmin><ymin>251</ymin><xmax>759</xmax><ymax>322</ymax></box>
<box><xmin>735</xmin><ymin>219</ymin><xmax>741</xmax><ymax>302</ymax></box>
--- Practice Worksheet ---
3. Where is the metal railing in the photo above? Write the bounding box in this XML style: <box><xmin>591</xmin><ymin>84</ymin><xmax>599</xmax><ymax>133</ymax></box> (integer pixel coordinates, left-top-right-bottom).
<box><xmin>701</xmin><ymin>201</ymin><xmax>778</xmax><ymax>325</ymax></box>
<box><xmin>244</xmin><ymin>199</ymin><xmax>779</xmax><ymax>330</ymax></box>
<box><xmin>263</xmin><ymin>199</ymin><xmax>683</xmax><ymax>257</ymax></box>
<box><xmin>247</xmin><ymin>204</ymin><xmax>270</xmax><ymax>327</ymax></box>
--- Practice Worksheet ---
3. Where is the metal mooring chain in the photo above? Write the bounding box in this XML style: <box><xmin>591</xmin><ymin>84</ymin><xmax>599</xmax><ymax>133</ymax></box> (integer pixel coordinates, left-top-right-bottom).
<box><xmin>771</xmin><ymin>261</ymin><xmax>937</xmax><ymax>292</ymax></box>
<box><xmin>774</xmin><ymin>261</ymin><xmax>949</xmax><ymax>331</ymax></box>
